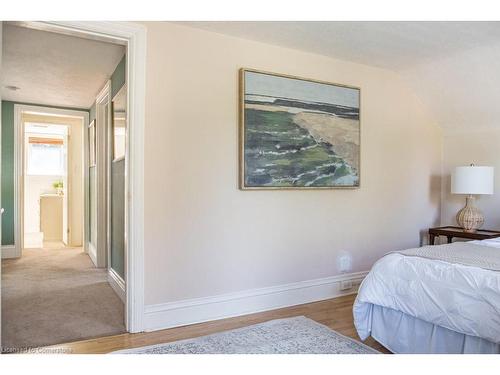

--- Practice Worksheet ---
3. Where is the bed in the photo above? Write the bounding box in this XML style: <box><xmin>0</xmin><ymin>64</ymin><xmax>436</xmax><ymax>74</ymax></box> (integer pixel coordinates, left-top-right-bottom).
<box><xmin>353</xmin><ymin>238</ymin><xmax>500</xmax><ymax>354</ymax></box>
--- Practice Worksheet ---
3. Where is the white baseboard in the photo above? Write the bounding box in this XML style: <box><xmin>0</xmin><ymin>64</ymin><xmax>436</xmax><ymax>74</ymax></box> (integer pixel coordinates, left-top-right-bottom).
<box><xmin>108</xmin><ymin>268</ymin><xmax>126</xmax><ymax>303</ymax></box>
<box><xmin>1</xmin><ymin>245</ymin><xmax>20</xmax><ymax>259</ymax></box>
<box><xmin>24</xmin><ymin>232</ymin><xmax>43</xmax><ymax>248</ymax></box>
<box><xmin>88</xmin><ymin>243</ymin><xmax>97</xmax><ymax>267</ymax></box>
<box><xmin>143</xmin><ymin>271</ymin><xmax>368</xmax><ymax>332</ymax></box>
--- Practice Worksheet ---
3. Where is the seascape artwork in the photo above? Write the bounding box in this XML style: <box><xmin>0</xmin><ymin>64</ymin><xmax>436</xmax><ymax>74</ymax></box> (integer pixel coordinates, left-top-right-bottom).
<box><xmin>240</xmin><ymin>69</ymin><xmax>360</xmax><ymax>189</ymax></box>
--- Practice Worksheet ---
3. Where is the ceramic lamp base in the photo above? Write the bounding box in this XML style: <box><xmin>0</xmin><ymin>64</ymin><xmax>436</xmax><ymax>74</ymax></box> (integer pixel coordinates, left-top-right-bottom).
<box><xmin>456</xmin><ymin>195</ymin><xmax>484</xmax><ymax>233</ymax></box>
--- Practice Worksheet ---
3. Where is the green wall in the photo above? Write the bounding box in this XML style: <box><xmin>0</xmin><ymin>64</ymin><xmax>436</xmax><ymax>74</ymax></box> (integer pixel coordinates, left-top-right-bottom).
<box><xmin>1</xmin><ymin>102</ymin><xmax>15</xmax><ymax>245</ymax></box>
<box><xmin>89</xmin><ymin>102</ymin><xmax>96</xmax><ymax>123</ymax></box>
<box><xmin>111</xmin><ymin>158</ymin><xmax>125</xmax><ymax>277</ymax></box>
<box><xmin>111</xmin><ymin>55</ymin><xmax>126</xmax><ymax>99</ymax></box>
<box><xmin>110</xmin><ymin>54</ymin><xmax>126</xmax><ymax>278</ymax></box>
<box><xmin>1</xmin><ymin>101</ymin><xmax>88</xmax><ymax>246</ymax></box>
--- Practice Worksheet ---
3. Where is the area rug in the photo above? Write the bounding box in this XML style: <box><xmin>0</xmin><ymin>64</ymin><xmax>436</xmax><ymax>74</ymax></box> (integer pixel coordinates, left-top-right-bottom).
<box><xmin>114</xmin><ymin>316</ymin><xmax>378</xmax><ymax>354</ymax></box>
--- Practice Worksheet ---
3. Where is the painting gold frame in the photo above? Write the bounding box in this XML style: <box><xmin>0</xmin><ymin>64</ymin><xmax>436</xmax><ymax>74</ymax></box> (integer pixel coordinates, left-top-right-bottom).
<box><xmin>238</xmin><ymin>68</ymin><xmax>361</xmax><ymax>190</ymax></box>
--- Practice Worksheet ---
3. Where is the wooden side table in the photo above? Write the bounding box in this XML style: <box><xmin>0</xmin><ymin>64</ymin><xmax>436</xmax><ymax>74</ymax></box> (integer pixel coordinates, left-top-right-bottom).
<box><xmin>429</xmin><ymin>226</ymin><xmax>500</xmax><ymax>245</ymax></box>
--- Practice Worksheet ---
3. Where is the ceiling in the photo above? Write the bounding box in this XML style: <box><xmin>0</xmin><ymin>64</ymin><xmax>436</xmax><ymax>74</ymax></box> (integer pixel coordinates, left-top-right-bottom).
<box><xmin>181</xmin><ymin>21</ymin><xmax>500</xmax><ymax>131</ymax></box>
<box><xmin>1</xmin><ymin>24</ymin><xmax>125</xmax><ymax>108</ymax></box>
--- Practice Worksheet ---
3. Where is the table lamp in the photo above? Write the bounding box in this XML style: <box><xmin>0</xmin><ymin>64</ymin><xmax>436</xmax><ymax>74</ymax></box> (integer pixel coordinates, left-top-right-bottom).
<box><xmin>451</xmin><ymin>164</ymin><xmax>494</xmax><ymax>232</ymax></box>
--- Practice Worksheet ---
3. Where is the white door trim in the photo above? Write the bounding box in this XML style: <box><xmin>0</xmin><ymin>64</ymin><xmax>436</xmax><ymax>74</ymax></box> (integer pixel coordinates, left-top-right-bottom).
<box><xmin>1</xmin><ymin>245</ymin><xmax>17</xmax><ymax>259</ymax></box>
<box><xmin>108</xmin><ymin>268</ymin><xmax>126</xmax><ymax>303</ymax></box>
<box><xmin>14</xmin><ymin>104</ymin><xmax>89</xmax><ymax>259</ymax></box>
<box><xmin>94</xmin><ymin>81</ymin><xmax>111</xmax><ymax>269</ymax></box>
<box><xmin>33</xmin><ymin>21</ymin><xmax>146</xmax><ymax>333</ymax></box>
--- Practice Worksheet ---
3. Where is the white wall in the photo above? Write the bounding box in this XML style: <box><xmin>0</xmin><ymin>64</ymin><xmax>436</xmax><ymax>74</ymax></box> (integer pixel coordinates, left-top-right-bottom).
<box><xmin>441</xmin><ymin>129</ymin><xmax>500</xmax><ymax>229</ymax></box>
<box><xmin>142</xmin><ymin>22</ymin><xmax>443</xmax><ymax>307</ymax></box>
<box><xmin>400</xmin><ymin>41</ymin><xmax>500</xmax><ymax>133</ymax></box>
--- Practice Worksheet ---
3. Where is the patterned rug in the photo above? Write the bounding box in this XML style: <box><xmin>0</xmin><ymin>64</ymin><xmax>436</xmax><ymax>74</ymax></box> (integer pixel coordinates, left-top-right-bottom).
<box><xmin>114</xmin><ymin>316</ymin><xmax>378</xmax><ymax>354</ymax></box>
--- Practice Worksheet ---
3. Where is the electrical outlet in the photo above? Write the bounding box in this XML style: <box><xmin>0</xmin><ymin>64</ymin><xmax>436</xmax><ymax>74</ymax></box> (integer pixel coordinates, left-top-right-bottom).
<box><xmin>340</xmin><ymin>280</ymin><xmax>353</xmax><ymax>291</ymax></box>
<box><xmin>352</xmin><ymin>279</ymin><xmax>362</xmax><ymax>288</ymax></box>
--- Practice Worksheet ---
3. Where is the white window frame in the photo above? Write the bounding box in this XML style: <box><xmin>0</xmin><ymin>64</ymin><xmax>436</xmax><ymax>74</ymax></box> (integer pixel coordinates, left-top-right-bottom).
<box><xmin>26</xmin><ymin>137</ymin><xmax>66</xmax><ymax>177</ymax></box>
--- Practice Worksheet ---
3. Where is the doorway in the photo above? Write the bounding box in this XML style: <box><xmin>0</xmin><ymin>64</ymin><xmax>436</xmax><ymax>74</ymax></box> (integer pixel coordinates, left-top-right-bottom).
<box><xmin>0</xmin><ymin>22</ymin><xmax>146</xmax><ymax>349</ymax></box>
<box><xmin>0</xmin><ymin>21</ymin><xmax>145</xmax><ymax>350</ymax></box>
<box><xmin>21</xmin><ymin>111</ymin><xmax>84</xmax><ymax>251</ymax></box>
<box><xmin>1</xmin><ymin>104</ymin><xmax>127</xmax><ymax>349</ymax></box>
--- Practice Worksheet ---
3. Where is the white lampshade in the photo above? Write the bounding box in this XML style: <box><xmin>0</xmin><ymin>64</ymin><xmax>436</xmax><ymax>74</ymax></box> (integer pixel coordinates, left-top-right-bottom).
<box><xmin>451</xmin><ymin>166</ymin><xmax>494</xmax><ymax>195</ymax></box>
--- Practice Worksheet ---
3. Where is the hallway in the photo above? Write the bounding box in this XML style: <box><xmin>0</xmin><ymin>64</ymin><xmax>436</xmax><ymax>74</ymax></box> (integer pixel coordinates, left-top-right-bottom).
<box><xmin>1</xmin><ymin>247</ymin><xmax>125</xmax><ymax>350</ymax></box>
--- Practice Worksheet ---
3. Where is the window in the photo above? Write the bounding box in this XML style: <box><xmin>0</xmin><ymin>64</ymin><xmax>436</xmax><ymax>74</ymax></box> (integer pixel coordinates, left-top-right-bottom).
<box><xmin>27</xmin><ymin>137</ymin><xmax>65</xmax><ymax>176</ymax></box>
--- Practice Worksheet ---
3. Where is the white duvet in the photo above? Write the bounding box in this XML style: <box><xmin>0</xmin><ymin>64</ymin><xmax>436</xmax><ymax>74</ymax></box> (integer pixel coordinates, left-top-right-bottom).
<box><xmin>353</xmin><ymin>239</ymin><xmax>500</xmax><ymax>344</ymax></box>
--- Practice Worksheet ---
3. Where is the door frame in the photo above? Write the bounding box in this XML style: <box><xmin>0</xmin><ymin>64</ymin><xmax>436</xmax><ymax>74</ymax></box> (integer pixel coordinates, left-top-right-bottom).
<box><xmin>14</xmin><ymin>104</ymin><xmax>88</xmax><ymax>256</ymax></box>
<box><xmin>1</xmin><ymin>21</ymin><xmax>3</xmax><ymax>347</ymax></box>
<box><xmin>94</xmin><ymin>81</ymin><xmax>112</xmax><ymax>269</ymax></box>
<box><xmin>9</xmin><ymin>21</ymin><xmax>146</xmax><ymax>333</ymax></box>
<box><xmin>107</xmin><ymin>84</ymin><xmax>127</xmax><ymax>304</ymax></box>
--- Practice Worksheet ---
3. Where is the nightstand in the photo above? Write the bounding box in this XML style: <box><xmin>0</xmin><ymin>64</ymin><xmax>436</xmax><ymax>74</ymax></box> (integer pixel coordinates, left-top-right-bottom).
<box><xmin>428</xmin><ymin>226</ymin><xmax>500</xmax><ymax>245</ymax></box>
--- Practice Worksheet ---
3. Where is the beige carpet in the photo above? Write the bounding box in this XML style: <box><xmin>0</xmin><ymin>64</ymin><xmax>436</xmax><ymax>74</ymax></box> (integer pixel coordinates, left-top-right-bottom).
<box><xmin>1</xmin><ymin>247</ymin><xmax>126</xmax><ymax>350</ymax></box>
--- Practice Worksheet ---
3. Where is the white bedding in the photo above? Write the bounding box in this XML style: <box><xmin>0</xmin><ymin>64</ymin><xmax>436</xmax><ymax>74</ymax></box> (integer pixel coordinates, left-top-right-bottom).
<box><xmin>353</xmin><ymin>239</ymin><xmax>500</xmax><ymax>345</ymax></box>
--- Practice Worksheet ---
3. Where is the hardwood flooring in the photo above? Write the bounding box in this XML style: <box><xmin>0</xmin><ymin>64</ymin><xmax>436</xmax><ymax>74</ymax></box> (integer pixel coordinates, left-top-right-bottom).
<box><xmin>41</xmin><ymin>294</ymin><xmax>389</xmax><ymax>354</ymax></box>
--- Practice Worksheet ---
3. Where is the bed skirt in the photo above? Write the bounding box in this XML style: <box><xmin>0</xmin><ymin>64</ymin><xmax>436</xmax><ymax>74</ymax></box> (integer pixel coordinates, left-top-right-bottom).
<box><xmin>367</xmin><ymin>304</ymin><xmax>500</xmax><ymax>354</ymax></box>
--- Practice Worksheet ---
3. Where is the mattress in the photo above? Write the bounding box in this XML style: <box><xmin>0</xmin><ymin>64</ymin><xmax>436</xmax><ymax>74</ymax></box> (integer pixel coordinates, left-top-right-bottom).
<box><xmin>353</xmin><ymin>238</ymin><xmax>500</xmax><ymax>353</ymax></box>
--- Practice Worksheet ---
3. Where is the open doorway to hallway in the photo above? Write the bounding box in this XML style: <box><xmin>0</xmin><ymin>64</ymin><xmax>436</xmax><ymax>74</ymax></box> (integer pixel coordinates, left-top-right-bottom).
<box><xmin>23</xmin><ymin>114</ymin><xmax>81</xmax><ymax>250</ymax></box>
<box><xmin>1</xmin><ymin>22</ymin><xmax>129</xmax><ymax>351</ymax></box>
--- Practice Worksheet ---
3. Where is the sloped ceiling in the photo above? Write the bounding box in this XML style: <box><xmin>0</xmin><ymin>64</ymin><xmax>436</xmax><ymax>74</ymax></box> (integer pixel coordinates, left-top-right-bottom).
<box><xmin>1</xmin><ymin>24</ymin><xmax>125</xmax><ymax>109</ymax></box>
<box><xmin>180</xmin><ymin>21</ymin><xmax>500</xmax><ymax>132</ymax></box>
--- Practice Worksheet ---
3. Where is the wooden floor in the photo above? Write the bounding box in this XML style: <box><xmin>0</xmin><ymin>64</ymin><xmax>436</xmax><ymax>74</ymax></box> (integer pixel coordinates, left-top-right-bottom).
<box><xmin>42</xmin><ymin>293</ymin><xmax>389</xmax><ymax>354</ymax></box>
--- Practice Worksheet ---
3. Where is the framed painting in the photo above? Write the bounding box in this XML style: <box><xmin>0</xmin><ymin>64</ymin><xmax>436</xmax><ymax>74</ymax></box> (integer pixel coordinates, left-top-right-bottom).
<box><xmin>239</xmin><ymin>68</ymin><xmax>360</xmax><ymax>189</ymax></box>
